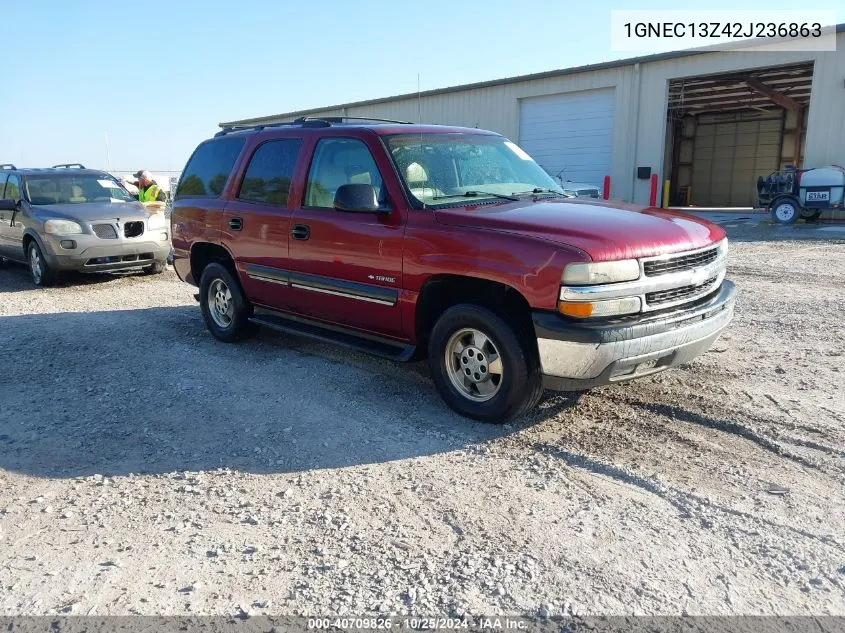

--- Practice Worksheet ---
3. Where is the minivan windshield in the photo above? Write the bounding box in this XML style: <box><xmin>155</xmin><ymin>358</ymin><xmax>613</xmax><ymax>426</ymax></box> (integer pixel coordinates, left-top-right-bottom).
<box><xmin>25</xmin><ymin>174</ymin><xmax>136</xmax><ymax>205</ymax></box>
<box><xmin>384</xmin><ymin>133</ymin><xmax>565</xmax><ymax>207</ymax></box>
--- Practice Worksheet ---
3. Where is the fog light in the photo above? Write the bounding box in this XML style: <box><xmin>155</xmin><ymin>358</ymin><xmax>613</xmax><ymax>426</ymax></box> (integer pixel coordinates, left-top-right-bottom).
<box><xmin>60</xmin><ymin>240</ymin><xmax>76</xmax><ymax>249</ymax></box>
<box><xmin>160</xmin><ymin>232</ymin><xmax>169</xmax><ymax>241</ymax></box>
<box><xmin>558</xmin><ymin>296</ymin><xmax>641</xmax><ymax>318</ymax></box>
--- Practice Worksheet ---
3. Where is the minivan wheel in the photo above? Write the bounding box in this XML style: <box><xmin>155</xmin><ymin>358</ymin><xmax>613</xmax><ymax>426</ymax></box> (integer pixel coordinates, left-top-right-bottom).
<box><xmin>428</xmin><ymin>304</ymin><xmax>544</xmax><ymax>423</ymax></box>
<box><xmin>199</xmin><ymin>262</ymin><xmax>255</xmax><ymax>342</ymax></box>
<box><xmin>143</xmin><ymin>261</ymin><xmax>167</xmax><ymax>275</ymax></box>
<box><xmin>28</xmin><ymin>242</ymin><xmax>57</xmax><ymax>287</ymax></box>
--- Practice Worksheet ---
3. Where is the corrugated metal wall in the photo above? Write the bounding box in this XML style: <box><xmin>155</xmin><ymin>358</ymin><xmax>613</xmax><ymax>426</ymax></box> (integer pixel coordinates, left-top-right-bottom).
<box><xmin>234</xmin><ymin>32</ymin><xmax>844</xmax><ymax>205</ymax></box>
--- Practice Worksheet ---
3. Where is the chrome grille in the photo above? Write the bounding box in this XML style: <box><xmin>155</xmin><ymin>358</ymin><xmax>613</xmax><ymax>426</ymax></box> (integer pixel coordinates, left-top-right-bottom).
<box><xmin>576</xmin><ymin>189</ymin><xmax>600</xmax><ymax>198</ymax></box>
<box><xmin>644</xmin><ymin>247</ymin><xmax>718</xmax><ymax>276</ymax></box>
<box><xmin>92</xmin><ymin>223</ymin><xmax>118</xmax><ymax>239</ymax></box>
<box><xmin>124</xmin><ymin>221</ymin><xmax>144</xmax><ymax>238</ymax></box>
<box><xmin>647</xmin><ymin>276</ymin><xmax>718</xmax><ymax>305</ymax></box>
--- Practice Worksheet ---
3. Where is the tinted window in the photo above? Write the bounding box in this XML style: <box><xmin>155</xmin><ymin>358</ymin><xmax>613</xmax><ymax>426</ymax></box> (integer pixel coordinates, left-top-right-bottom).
<box><xmin>175</xmin><ymin>137</ymin><xmax>245</xmax><ymax>199</ymax></box>
<box><xmin>237</xmin><ymin>139</ymin><xmax>302</xmax><ymax>206</ymax></box>
<box><xmin>304</xmin><ymin>138</ymin><xmax>386</xmax><ymax>209</ymax></box>
<box><xmin>3</xmin><ymin>174</ymin><xmax>21</xmax><ymax>200</ymax></box>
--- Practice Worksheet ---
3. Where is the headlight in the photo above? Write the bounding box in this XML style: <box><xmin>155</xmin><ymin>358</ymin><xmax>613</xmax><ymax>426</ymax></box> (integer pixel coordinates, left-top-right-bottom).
<box><xmin>562</xmin><ymin>259</ymin><xmax>640</xmax><ymax>285</ymax></box>
<box><xmin>147</xmin><ymin>213</ymin><xmax>167</xmax><ymax>230</ymax></box>
<box><xmin>558</xmin><ymin>297</ymin><xmax>642</xmax><ymax>318</ymax></box>
<box><xmin>44</xmin><ymin>219</ymin><xmax>83</xmax><ymax>234</ymax></box>
<box><xmin>716</xmin><ymin>237</ymin><xmax>729</xmax><ymax>256</ymax></box>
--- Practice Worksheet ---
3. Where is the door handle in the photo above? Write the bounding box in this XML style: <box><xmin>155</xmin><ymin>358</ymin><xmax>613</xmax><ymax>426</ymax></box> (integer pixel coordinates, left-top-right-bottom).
<box><xmin>228</xmin><ymin>217</ymin><xmax>243</xmax><ymax>231</ymax></box>
<box><xmin>291</xmin><ymin>224</ymin><xmax>310</xmax><ymax>241</ymax></box>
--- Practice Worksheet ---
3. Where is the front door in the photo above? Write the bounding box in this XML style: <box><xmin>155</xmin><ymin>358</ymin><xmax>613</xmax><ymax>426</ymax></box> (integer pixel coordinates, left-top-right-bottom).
<box><xmin>286</xmin><ymin>136</ymin><xmax>406</xmax><ymax>339</ymax></box>
<box><xmin>220</xmin><ymin>137</ymin><xmax>303</xmax><ymax>311</ymax></box>
<box><xmin>0</xmin><ymin>174</ymin><xmax>24</xmax><ymax>260</ymax></box>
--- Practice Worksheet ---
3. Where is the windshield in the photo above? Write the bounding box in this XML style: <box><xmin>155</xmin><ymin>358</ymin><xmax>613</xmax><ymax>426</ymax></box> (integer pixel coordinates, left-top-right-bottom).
<box><xmin>384</xmin><ymin>134</ymin><xmax>564</xmax><ymax>207</ymax></box>
<box><xmin>25</xmin><ymin>174</ymin><xmax>136</xmax><ymax>205</ymax></box>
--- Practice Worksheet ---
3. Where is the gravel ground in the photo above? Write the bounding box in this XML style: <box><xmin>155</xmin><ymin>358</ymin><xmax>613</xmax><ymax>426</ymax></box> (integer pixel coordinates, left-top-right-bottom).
<box><xmin>1</xmin><ymin>228</ymin><xmax>843</xmax><ymax>618</ymax></box>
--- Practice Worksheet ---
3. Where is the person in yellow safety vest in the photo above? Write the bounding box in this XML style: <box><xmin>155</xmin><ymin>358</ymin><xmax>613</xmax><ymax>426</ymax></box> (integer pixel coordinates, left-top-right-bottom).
<box><xmin>128</xmin><ymin>169</ymin><xmax>167</xmax><ymax>203</ymax></box>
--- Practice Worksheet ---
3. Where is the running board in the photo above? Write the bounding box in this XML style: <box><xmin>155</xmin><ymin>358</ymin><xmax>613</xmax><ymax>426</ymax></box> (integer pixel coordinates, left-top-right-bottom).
<box><xmin>250</xmin><ymin>309</ymin><xmax>416</xmax><ymax>362</ymax></box>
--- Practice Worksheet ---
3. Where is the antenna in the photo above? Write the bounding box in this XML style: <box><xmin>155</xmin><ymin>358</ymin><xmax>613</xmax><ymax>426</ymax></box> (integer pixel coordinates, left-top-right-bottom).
<box><xmin>104</xmin><ymin>132</ymin><xmax>112</xmax><ymax>172</ymax></box>
<box><xmin>417</xmin><ymin>73</ymin><xmax>421</xmax><ymax>123</ymax></box>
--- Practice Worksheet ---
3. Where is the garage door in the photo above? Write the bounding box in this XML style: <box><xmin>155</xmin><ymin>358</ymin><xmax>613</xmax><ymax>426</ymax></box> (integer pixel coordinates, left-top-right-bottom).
<box><xmin>691</xmin><ymin>115</ymin><xmax>782</xmax><ymax>207</ymax></box>
<box><xmin>518</xmin><ymin>88</ymin><xmax>615</xmax><ymax>188</ymax></box>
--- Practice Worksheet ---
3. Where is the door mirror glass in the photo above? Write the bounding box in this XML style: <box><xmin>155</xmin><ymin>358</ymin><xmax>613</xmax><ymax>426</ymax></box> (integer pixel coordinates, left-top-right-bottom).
<box><xmin>334</xmin><ymin>184</ymin><xmax>382</xmax><ymax>213</ymax></box>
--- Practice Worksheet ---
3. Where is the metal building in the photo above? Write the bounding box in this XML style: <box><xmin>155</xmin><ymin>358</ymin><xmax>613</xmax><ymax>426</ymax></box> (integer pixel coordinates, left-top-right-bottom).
<box><xmin>222</xmin><ymin>27</ymin><xmax>845</xmax><ymax>207</ymax></box>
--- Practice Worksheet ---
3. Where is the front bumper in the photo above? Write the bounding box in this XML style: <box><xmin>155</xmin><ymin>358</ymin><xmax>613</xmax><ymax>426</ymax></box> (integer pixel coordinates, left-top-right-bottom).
<box><xmin>41</xmin><ymin>232</ymin><xmax>170</xmax><ymax>272</ymax></box>
<box><xmin>534</xmin><ymin>280</ymin><xmax>736</xmax><ymax>391</ymax></box>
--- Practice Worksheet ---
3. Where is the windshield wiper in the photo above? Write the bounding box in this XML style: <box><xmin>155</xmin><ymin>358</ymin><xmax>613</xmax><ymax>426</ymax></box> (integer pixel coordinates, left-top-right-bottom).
<box><xmin>432</xmin><ymin>191</ymin><xmax>519</xmax><ymax>202</ymax></box>
<box><xmin>512</xmin><ymin>188</ymin><xmax>571</xmax><ymax>197</ymax></box>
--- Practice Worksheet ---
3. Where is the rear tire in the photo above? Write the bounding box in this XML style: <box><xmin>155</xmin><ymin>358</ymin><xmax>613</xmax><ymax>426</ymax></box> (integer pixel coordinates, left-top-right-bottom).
<box><xmin>143</xmin><ymin>261</ymin><xmax>167</xmax><ymax>275</ymax></box>
<box><xmin>198</xmin><ymin>262</ymin><xmax>255</xmax><ymax>342</ymax></box>
<box><xmin>28</xmin><ymin>241</ymin><xmax>58</xmax><ymax>287</ymax></box>
<box><xmin>428</xmin><ymin>304</ymin><xmax>543</xmax><ymax>423</ymax></box>
<box><xmin>801</xmin><ymin>210</ymin><xmax>822</xmax><ymax>222</ymax></box>
<box><xmin>771</xmin><ymin>197</ymin><xmax>800</xmax><ymax>224</ymax></box>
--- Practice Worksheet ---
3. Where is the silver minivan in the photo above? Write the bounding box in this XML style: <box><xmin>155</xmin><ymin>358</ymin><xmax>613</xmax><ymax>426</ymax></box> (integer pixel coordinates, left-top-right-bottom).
<box><xmin>0</xmin><ymin>164</ymin><xmax>170</xmax><ymax>286</ymax></box>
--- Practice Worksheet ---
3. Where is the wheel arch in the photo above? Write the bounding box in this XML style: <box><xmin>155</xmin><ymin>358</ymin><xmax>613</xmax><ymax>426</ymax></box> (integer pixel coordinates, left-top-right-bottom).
<box><xmin>414</xmin><ymin>274</ymin><xmax>535</xmax><ymax>358</ymax></box>
<box><xmin>190</xmin><ymin>241</ymin><xmax>237</xmax><ymax>285</ymax></box>
<box><xmin>21</xmin><ymin>229</ymin><xmax>45</xmax><ymax>261</ymax></box>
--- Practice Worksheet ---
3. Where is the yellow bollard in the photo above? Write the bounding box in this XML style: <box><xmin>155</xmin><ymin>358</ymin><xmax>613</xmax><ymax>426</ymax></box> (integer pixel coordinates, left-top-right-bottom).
<box><xmin>662</xmin><ymin>180</ymin><xmax>671</xmax><ymax>208</ymax></box>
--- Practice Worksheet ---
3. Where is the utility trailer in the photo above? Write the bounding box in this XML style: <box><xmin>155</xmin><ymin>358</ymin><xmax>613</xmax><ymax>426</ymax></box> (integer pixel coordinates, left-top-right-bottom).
<box><xmin>758</xmin><ymin>165</ymin><xmax>845</xmax><ymax>224</ymax></box>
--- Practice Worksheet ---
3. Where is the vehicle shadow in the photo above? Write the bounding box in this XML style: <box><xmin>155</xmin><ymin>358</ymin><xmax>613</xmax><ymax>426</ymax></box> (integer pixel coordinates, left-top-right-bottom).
<box><xmin>0</xmin><ymin>305</ymin><xmax>575</xmax><ymax>480</ymax></box>
<box><xmin>0</xmin><ymin>259</ymin><xmax>150</xmax><ymax>291</ymax></box>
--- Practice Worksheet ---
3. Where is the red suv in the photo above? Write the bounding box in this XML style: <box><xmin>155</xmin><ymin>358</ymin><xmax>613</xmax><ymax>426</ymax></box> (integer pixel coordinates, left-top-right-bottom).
<box><xmin>172</xmin><ymin>118</ymin><xmax>735</xmax><ymax>422</ymax></box>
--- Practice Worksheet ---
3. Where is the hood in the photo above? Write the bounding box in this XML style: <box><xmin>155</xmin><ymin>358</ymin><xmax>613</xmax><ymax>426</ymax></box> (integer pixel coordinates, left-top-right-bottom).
<box><xmin>30</xmin><ymin>201</ymin><xmax>149</xmax><ymax>222</ymax></box>
<box><xmin>434</xmin><ymin>198</ymin><xmax>725</xmax><ymax>261</ymax></box>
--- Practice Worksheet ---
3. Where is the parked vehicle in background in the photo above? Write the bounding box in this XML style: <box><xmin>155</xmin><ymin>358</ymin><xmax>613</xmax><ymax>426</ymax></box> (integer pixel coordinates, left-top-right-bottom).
<box><xmin>757</xmin><ymin>165</ymin><xmax>845</xmax><ymax>223</ymax></box>
<box><xmin>171</xmin><ymin>118</ymin><xmax>735</xmax><ymax>422</ymax></box>
<box><xmin>0</xmin><ymin>164</ymin><xmax>170</xmax><ymax>286</ymax></box>
<box><xmin>541</xmin><ymin>165</ymin><xmax>602</xmax><ymax>199</ymax></box>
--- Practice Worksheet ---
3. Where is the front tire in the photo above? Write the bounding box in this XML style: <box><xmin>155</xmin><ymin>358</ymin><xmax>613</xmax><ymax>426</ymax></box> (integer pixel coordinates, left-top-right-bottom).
<box><xmin>771</xmin><ymin>197</ymin><xmax>800</xmax><ymax>224</ymax></box>
<box><xmin>28</xmin><ymin>241</ymin><xmax>58</xmax><ymax>287</ymax></box>
<box><xmin>143</xmin><ymin>261</ymin><xmax>167</xmax><ymax>275</ymax></box>
<box><xmin>199</xmin><ymin>262</ymin><xmax>255</xmax><ymax>342</ymax></box>
<box><xmin>428</xmin><ymin>304</ymin><xmax>543</xmax><ymax>423</ymax></box>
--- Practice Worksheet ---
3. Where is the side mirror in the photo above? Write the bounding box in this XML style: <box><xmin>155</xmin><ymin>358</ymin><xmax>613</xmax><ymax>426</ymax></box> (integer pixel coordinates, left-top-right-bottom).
<box><xmin>334</xmin><ymin>184</ymin><xmax>383</xmax><ymax>213</ymax></box>
<box><xmin>0</xmin><ymin>198</ymin><xmax>16</xmax><ymax>211</ymax></box>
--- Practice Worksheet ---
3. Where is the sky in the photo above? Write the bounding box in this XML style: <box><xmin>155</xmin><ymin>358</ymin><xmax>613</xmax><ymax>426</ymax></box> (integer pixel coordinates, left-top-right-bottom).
<box><xmin>1</xmin><ymin>0</ymin><xmax>842</xmax><ymax>178</ymax></box>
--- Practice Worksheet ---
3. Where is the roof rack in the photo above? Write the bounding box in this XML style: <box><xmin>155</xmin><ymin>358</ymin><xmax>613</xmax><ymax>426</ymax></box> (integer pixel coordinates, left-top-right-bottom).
<box><xmin>0</xmin><ymin>163</ymin><xmax>17</xmax><ymax>170</ymax></box>
<box><xmin>52</xmin><ymin>163</ymin><xmax>86</xmax><ymax>169</ymax></box>
<box><xmin>215</xmin><ymin>119</ymin><xmax>331</xmax><ymax>137</ymax></box>
<box><xmin>299</xmin><ymin>116</ymin><xmax>412</xmax><ymax>124</ymax></box>
<box><xmin>214</xmin><ymin>115</ymin><xmax>412</xmax><ymax>137</ymax></box>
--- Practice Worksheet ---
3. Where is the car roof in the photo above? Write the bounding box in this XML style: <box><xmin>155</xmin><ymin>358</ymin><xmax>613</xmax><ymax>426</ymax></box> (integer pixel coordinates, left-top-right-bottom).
<box><xmin>214</xmin><ymin>118</ymin><xmax>500</xmax><ymax>139</ymax></box>
<box><xmin>1</xmin><ymin>167</ymin><xmax>112</xmax><ymax>177</ymax></box>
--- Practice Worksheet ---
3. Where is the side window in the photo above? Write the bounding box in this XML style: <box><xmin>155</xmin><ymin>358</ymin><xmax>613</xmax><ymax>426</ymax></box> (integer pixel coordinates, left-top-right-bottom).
<box><xmin>0</xmin><ymin>174</ymin><xmax>8</xmax><ymax>199</ymax></box>
<box><xmin>175</xmin><ymin>137</ymin><xmax>245</xmax><ymax>199</ymax></box>
<box><xmin>237</xmin><ymin>139</ymin><xmax>302</xmax><ymax>207</ymax></box>
<box><xmin>3</xmin><ymin>174</ymin><xmax>21</xmax><ymax>201</ymax></box>
<box><xmin>304</xmin><ymin>138</ymin><xmax>386</xmax><ymax>209</ymax></box>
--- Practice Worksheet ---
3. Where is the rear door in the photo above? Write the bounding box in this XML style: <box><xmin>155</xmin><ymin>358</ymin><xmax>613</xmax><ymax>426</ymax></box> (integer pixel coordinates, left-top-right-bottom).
<box><xmin>0</xmin><ymin>173</ymin><xmax>23</xmax><ymax>259</ymax></box>
<box><xmin>221</xmin><ymin>137</ymin><xmax>303</xmax><ymax>311</ymax></box>
<box><xmin>3</xmin><ymin>175</ymin><xmax>24</xmax><ymax>257</ymax></box>
<box><xmin>286</xmin><ymin>134</ymin><xmax>407</xmax><ymax>338</ymax></box>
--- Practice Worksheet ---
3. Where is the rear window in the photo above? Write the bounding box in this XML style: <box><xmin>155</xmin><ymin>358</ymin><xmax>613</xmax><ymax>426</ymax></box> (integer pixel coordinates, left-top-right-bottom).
<box><xmin>175</xmin><ymin>137</ymin><xmax>245</xmax><ymax>199</ymax></box>
<box><xmin>237</xmin><ymin>139</ymin><xmax>302</xmax><ymax>207</ymax></box>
